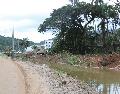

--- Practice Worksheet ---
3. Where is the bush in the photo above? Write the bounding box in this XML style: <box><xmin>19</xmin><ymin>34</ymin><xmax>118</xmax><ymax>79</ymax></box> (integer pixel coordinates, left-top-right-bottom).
<box><xmin>60</xmin><ymin>52</ymin><xmax>79</xmax><ymax>65</ymax></box>
<box><xmin>99</xmin><ymin>58</ymin><xmax>110</xmax><ymax>67</ymax></box>
<box><xmin>67</xmin><ymin>55</ymin><xmax>79</xmax><ymax>65</ymax></box>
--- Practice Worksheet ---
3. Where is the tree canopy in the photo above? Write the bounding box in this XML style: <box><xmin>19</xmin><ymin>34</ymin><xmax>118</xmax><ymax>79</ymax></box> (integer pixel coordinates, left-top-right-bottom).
<box><xmin>38</xmin><ymin>0</ymin><xmax>120</xmax><ymax>54</ymax></box>
<box><xmin>19</xmin><ymin>38</ymin><xmax>30</xmax><ymax>52</ymax></box>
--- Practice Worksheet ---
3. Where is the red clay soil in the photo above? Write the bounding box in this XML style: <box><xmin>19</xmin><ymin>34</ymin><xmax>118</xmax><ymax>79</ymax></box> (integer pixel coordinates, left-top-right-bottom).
<box><xmin>80</xmin><ymin>53</ymin><xmax>120</xmax><ymax>69</ymax></box>
<box><xmin>101</xmin><ymin>53</ymin><xmax>120</xmax><ymax>68</ymax></box>
<box><xmin>28</xmin><ymin>53</ymin><xmax>120</xmax><ymax>70</ymax></box>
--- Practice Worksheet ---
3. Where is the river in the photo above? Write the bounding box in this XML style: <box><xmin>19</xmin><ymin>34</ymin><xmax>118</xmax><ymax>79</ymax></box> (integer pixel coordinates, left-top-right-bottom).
<box><xmin>74</xmin><ymin>68</ymin><xmax>120</xmax><ymax>94</ymax></box>
<box><xmin>49</xmin><ymin>63</ymin><xmax>120</xmax><ymax>94</ymax></box>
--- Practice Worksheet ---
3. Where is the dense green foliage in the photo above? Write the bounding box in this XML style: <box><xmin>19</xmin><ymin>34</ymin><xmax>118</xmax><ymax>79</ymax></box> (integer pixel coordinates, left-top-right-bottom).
<box><xmin>0</xmin><ymin>35</ymin><xmax>34</xmax><ymax>52</ymax></box>
<box><xmin>19</xmin><ymin>38</ymin><xmax>31</xmax><ymax>52</ymax></box>
<box><xmin>38</xmin><ymin>0</ymin><xmax>120</xmax><ymax>54</ymax></box>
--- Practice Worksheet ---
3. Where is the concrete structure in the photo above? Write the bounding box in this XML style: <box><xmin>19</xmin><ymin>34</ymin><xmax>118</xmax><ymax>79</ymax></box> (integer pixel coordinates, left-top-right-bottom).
<box><xmin>44</xmin><ymin>39</ymin><xmax>53</xmax><ymax>49</ymax></box>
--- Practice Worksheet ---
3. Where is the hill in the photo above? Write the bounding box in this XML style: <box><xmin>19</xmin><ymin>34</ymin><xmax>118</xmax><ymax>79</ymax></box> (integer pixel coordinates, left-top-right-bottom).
<box><xmin>0</xmin><ymin>35</ymin><xmax>34</xmax><ymax>52</ymax></box>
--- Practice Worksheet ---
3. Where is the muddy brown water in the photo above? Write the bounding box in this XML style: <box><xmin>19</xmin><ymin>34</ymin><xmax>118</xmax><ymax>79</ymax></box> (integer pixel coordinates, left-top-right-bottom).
<box><xmin>72</xmin><ymin>68</ymin><xmax>120</xmax><ymax>94</ymax></box>
<box><xmin>49</xmin><ymin>63</ymin><xmax>120</xmax><ymax>94</ymax></box>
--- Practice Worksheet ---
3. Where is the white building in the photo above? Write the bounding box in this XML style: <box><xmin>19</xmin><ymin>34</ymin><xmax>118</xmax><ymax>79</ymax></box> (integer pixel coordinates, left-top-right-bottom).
<box><xmin>44</xmin><ymin>39</ymin><xmax>53</xmax><ymax>49</ymax></box>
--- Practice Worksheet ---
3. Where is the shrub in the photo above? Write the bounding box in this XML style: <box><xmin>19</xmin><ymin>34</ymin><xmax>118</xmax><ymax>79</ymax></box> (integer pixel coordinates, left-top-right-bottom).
<box><xmin>99</xmin><ymin>58</ymin><xmax>110</xmax><ymax>67</ymax></box>
<box><xmin>60</xmin><ymin>52</ymin><xmax>79</xmax><ymax>65</ymax></box>
<box><xmin>67</xmin><ymin>55</ymin><xmax>79</xmax><ymax>65</ymax></box>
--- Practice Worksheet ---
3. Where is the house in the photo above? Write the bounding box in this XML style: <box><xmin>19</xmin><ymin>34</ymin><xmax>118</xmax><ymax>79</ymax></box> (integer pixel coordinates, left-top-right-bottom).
<box><xmin>44</xmin><ymin>39</ymin><xmax>53</xmax><ymax>49</ymax></box>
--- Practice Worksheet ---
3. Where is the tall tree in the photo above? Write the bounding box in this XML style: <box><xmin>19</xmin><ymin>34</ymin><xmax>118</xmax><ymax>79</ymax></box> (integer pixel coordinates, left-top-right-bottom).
<box><xmin>19</xmin><ymin>38</ymin><xmax>30</xmax><ymax>52</ymax></box>
<box><xmin>38</xmin><ymin>1</ymin><xmax>120</xmax><ymax>54</ymax></box>
<box><xmin>97</xmin><ymin>3</ymin><xmax>119</xmax><ymax>52</ymax></box>
<box><xmin>69</xmin><ymin>0</ymin><xmax>79</xmax><ymax>6</ymax></box>
<box><xmin>38</xmin><ymin>2</ymin><xmax>97</xmax><ymax>54</ymax></box>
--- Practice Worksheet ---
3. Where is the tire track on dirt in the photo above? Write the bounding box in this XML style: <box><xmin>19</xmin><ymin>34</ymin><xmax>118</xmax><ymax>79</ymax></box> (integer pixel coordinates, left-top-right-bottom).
<box><xmin>12</xmin><ymin>60</ymin><xmax>29</xmax><ymax>94</ymax></box>
<box><xmin>15</xmin><ymin>60</ymin><xmax>50</xmax><ymax>94</ymax></box>
<box><xmin>0</xmin><ymin>57</ymin><xmax>26</xmax><ymax>94</ymax></box>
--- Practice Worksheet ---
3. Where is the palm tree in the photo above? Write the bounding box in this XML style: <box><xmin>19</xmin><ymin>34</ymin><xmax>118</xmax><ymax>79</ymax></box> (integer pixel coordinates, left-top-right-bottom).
<box><xmin>32</xmin><ymin>45</ymin><xmax>38</xmax><ymax>50</ymax></box>
<box><xmin>19</xmin><ymin>38</ymin><xmax>30</xmax><ymax>52</ymax></box>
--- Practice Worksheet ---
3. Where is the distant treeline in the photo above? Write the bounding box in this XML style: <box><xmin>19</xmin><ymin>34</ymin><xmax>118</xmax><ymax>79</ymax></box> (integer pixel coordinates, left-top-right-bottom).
<box><xmin>0</xmin><ymin>35</ymin><xmax>34</xmax><ymax>52</ymax></box>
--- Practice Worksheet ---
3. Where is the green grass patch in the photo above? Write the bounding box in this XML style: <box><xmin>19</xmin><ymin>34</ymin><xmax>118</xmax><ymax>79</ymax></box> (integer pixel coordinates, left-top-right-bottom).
<box><xmin>47</xmin><ymin>62</ymin><xmax>120</xmax><ymax>84</ymax></box>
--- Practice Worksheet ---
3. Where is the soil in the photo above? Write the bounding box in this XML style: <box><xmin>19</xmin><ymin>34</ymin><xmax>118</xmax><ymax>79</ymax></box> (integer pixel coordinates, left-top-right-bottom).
<box><xmin>16</xmin><ymin>59</ymin><xmax>98</xmax><ymax>94</ymax></box>
<box><xmin>0</xmin><ymin>56</ymin><xmax>25</xmax><ymax>94</ymax></box>
<box><xmin>0</xmin><ymin>55</ymin><xmax>99</xmax><ymax>94</ymax></box>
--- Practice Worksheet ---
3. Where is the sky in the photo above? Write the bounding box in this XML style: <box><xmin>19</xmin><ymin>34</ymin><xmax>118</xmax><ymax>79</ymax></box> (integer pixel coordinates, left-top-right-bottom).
<box><xmin>0</xmin><ymin>0</ymin><xmax>70</xmax><ymax>43</ymax></box>
<box><xmin>0</xmin><ymin>0</ymin><xmax>114</xmax><ymax>43</ymax></box>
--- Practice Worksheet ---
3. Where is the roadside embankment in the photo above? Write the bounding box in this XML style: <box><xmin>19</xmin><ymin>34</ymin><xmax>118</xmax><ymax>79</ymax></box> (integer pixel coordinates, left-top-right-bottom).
<box><xmin>16</xmin><ymin>60</ymin><xmax>98</xmax><ymax>94</ymax></box>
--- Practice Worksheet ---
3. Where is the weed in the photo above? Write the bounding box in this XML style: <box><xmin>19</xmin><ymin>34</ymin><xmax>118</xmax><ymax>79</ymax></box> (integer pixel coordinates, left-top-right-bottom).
<box><xmin>60</xmin><ymin>52</ymin><xmax>79</xmax><ymax>65</ymax></box>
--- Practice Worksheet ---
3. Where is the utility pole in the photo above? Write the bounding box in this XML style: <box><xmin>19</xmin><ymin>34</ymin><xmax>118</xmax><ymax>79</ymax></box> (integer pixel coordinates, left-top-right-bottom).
<box><xmin>11</xmin><ymin>27</ymin><xmax>15</xmax><ymax>59</ymax></box>
<box><xmin>17</xmin><ymin>39</ymin><xmax>20</xmax><ymax>52</ymax></box>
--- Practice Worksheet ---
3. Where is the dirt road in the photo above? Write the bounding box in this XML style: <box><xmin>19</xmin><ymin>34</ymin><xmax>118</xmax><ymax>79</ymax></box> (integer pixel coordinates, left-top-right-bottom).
<box><xmin>0</xmin><ymin>56</ymin><xmax>98</xmax><ymax>94</ymax></box>
<box><xmin>0</xmin><ymin>56</ymin><xmax>25</xmax><ymax>94</ymax></box>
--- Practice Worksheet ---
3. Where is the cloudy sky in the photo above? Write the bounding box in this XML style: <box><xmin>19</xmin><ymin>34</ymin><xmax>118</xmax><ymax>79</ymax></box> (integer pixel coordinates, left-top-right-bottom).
<box><xmin>0</xmin><ymin>0</ymin><xmax>113</xmax><ymax>43</ymax></box>
<box><xmin>0</xmin><ymin>0</ymin><xmax>71</xmax><ymax>43</ymax></box>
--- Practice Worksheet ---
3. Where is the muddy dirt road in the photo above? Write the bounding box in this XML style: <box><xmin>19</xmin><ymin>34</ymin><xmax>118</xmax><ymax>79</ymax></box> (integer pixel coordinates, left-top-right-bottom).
<box><xmin>0</xmin><ymin>57</ymin><xmax>25</xmax><ymax>94</ymax></box>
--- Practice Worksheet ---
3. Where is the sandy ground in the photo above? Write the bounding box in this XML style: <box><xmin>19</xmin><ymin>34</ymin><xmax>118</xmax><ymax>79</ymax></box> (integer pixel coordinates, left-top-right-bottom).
<box><xmin>0</xmin><ymin>57</ymin><xmax>25</xmax><ymax>94</ymax></box>
<box><xmin>0</xmin><ymin>56</ymin><xmax>98</xmax><ymax>94</ymax></box>
<box><xmin>16</xmin><ymin>61</ymin><xmax>50</xmax><ymax>94</ymax></box>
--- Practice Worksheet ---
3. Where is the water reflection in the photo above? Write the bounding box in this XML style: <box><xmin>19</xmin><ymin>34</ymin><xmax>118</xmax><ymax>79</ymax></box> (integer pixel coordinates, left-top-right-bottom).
<box><xmin>73</xmin><ymin>69</ymin><xmax>120</xmax><ymax>94</ymax></box>
<box><xmin>86</xmin><ymin>80</ymin><xmax>120</xmax><ymax>94</ymax></box>
<box><xmin>71</xmin><ymin>67</ymin><xmax>120</xmax><ymax>94</ymax></box>
<box><xmin>49</xmin><ymin>63</ymin><xmax>120</xmax><ymax>94</ymax></box>
<box><xmin>97</xmin><ymin>84</ymin><xmax>120</xmax><ymax>94</ymax></box>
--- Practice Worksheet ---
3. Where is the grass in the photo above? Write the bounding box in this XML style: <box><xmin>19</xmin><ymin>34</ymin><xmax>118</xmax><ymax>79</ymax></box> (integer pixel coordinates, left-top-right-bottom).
<box><xmin>16</xmin><ymin>53</ymin><xmax>120</xmax><ymax>84</ymax></box>
<box><xmin>47</xmin><ymin>62</ymin><xmax>120</xmax><ymax>84</ymax></box>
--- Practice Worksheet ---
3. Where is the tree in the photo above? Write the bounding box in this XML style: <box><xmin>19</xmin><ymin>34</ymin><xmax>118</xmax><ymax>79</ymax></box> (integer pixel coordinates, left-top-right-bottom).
<box><xmin>32</xmin><ymin>45</ymin><xmax>38</xmax><ymax>50</ymax></box>
<box><xmin>96</xmin><ymin>3</ymin><xmax>119</xmax><ymax>52</ymax></box>
<box><xmin>19</xmin><ymin>38</ymin><xmax>30</xmax><ymax>52</ymax></box>
<box><xmin>4</xmin><ymin>46</ymin><xmax>12</xmax><ymax>56</ymax></box>
<box><xmin>90</xmin><ymin>0</ymin><xmax>120</xmax><ymax>52</ymax></box>
<box><xmin>38</xmin><ymin>2</ymin><xmax>98</xmax><ymax>54</ymax></box>
<box><xmin>91</xmin><ymin>0</ymin><xmax>103</xmax><ymax>5</ymax></box>
<box><xmin>38</xmin><ymin>1</ymin><xmax>120</xmax><ymax>54</ymax></box>
<box><xmin>69</xmin><ymin>0</ymin><xmax>79</xmax><ymax>6</ymax></box>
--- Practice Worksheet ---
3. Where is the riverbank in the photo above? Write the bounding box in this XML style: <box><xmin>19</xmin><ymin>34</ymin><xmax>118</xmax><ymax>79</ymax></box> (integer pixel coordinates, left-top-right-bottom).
<box><xmin>15</xmin><ymin>60</ymin><xmax>98</xmax><ymax>94</ymax></box>
<box><xmin>14</xmin><ymin>52</ymin><xmax>120</xmax><ymax>94</ymax></box>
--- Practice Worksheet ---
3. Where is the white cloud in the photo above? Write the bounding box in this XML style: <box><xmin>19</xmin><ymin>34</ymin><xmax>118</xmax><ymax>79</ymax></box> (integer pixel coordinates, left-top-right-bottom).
<box><xmin>0</xmin><ymin>27</ymin><xmax>55</xmax><ymax>43</ymax></box>
<box><xmin>0</xmin><ymin>19</ymin><xmax>34</xmax><ymax>28</ymax></box>
<box><xmin>0</xmin><ymin>0</ymin><xmax>69</xmax><ymax>16</ymax></box>
<box><xmin>0</xmin><ymin>0</ymin><xmax>113</xmax><ymax>43</ymax></box>
<box><xmin>0</xmin><ymin>0</ymin><xmax>69</xmax><ymax>42</ymax></box>
<box><xmin>14</xmin><ymin>29</ymin><xmax>55</xmax><ymax>43</ymax></box>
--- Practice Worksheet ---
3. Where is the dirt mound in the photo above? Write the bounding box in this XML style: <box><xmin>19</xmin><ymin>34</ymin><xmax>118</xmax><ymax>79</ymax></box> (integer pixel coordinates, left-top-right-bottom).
<box><xmin>99</xmin><ymin>53</ymin><xmax>120</xmax><ymax>68</ymax></box>
<box><xmin>81</xmin><ymin>53</ymin><xmax>120</xmax><ymax>68</ymax></box>
<box><xmin>24</xmin><ymin>52</ymin><xmax>120</xmax><ymax>69</ymax></box>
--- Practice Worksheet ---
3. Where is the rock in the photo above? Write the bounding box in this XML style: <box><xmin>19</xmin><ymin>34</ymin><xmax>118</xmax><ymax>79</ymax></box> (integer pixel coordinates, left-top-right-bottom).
<box><xmin>16</xmin><ymin>61</ymin><xmax>98</xmax><ymax>94</ymax></box>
